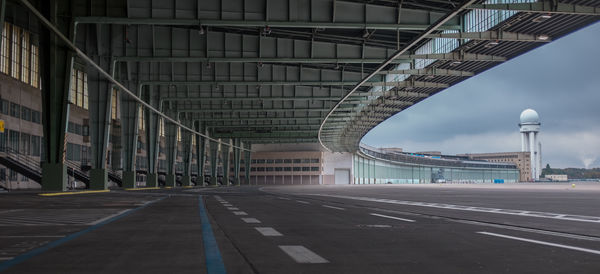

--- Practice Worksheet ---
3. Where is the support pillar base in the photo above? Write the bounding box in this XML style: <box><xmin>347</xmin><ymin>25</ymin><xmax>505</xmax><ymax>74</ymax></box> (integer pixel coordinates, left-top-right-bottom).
<box><xmin>181</xmin><ymin>175</ymin><xmax>192</xmax><ymax>187</ymax></box>
<box><xmin>146</xmin><ymin>173</ymin><xmax>158</xmax><ymax>188</ymax></box>
<box><xmin>122</xmin><ymin>171</ymin><xmax>136</xmax><ymax>189</ymax></box>
<box><xmin>210</xmin><ymin>176</ymin><xmax>218</xmax><ymax>186</ymax></box>
<box><xmin>166</xmin><ymin>174</ymin><xmax>176</xmax><ymax>187</ymax></box>
<box><xmin>41</xmin><ymin>162</ymin><xmax>67</xmax><ymax>191</ymax></box>
<box><xmin>89</xmin><ymin>168</ymin><xmax>108</xmax><ymax>190</ymax></box>
<box><xmin>233</xmin><ymin>178</ymin><xmax>241</xmax><ymax>186</ymax></box>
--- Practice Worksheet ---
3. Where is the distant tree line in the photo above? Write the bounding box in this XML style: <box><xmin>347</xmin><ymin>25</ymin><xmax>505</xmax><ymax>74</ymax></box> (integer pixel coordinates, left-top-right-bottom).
<box><xmin>542</xmin><ymin>164</ymin><xmax>600</xmax><ymax>179</ymax></box>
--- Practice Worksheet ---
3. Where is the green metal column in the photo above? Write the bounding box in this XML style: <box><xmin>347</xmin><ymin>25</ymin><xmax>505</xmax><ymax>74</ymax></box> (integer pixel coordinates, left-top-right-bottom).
<box><xmin>143</xmin><ymin>86</ymin><xmax>160</xmax><ymax>187</ymax></box>
<box><xmin>180</xmin><ymin>118</ymin><xmax>193</xmax><ymax>187</ymax></box>
<box><xmin>164</xmin><ymin>107</ymin><xmax>178</xmax><ymax>187</ymax></box>
<box><xmin>233</xmin><ymin>139</ymin><xmax>241</xmax><ymax>185</ymax></box>
<box><xmin>195</xmin><ymin>121</ymin><xmax>206</xmax><ymax>186</ymax></box>
<box><xmin>209</xmin><ymin>139</ymin><xmax>219</xmax><ymax>185</ymax></box>
<box><xmin>39</xmin><ymin>0</ymin><xmax>73</xmax><ymax>191</ymax></box>
<box><xmin>243</xmin><ymin>142</ymin><xmax>252</xmax><ymax>185</ymax></box>
<box><xmin>221</xmin><ymin>139</ymin><xmax>232</xmax><ymax>185</ymax></box>
<box><xmin>120</xmin><ymin>81</ymin><xmax>139</xmax><ymax>189</ymax></box>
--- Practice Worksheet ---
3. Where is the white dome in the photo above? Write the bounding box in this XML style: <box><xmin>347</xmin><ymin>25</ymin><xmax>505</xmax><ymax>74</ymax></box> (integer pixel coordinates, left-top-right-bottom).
<box><xmin>520</xmin><ymin>109</ymin><xmax>539</xmax><ymax>124</ymax></box>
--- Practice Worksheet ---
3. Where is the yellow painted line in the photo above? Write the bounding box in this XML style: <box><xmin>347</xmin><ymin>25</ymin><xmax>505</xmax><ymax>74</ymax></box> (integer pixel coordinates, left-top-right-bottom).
<box><xmin>39</xmin><ymin>190</ymin><xmax>110</xmax><ymax>196</ymax></box>
<box><xmin>124</xmin><ymin>187</ymin><xmax>161</xmax><ymax>191</ymax></box>
<box><xmin>183</xmin><ymin>186</ymin><xmax>195</xmax><ymax>188</ymax></box>
<box><xmin>164</xmin><ymin>187</ymin><xmax>173</xmax><ymax>189</ymax></box>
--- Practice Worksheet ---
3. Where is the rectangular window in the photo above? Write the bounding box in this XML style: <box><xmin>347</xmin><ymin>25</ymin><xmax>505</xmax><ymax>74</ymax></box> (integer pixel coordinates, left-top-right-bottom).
<box><xmin>159</xmin><ymin>118</ymin><xmax>165</xmax><ymax>137</ymax></box>
<box><xmin>9</xmin><ymin>169</ymin><xmax>17</xmax><ymax>181</ymax></box>
<box><xmin>311</xmin><ymin>158</ymin><xmax>319</xmax><ymax>163</ymax></box>
<box><xmin>284</xmin><ymin>159</ymin><xmax>292</xmax><ymax>163</ymax></box>
<box><xmin>77</xmin><ymin>70</ymin><xmax>84</xmax><ymax>107</ymax></box>
<box><xmin>138</xmin><ymin>105</ymin><xmax>145</xmax><ymax>131</ymax></box>
<box><xmin>10</xmin><ymin>103</ymin><xmax>19</xmax><ymax>118</ymax></box>
<box><xmin>20</xmin><ymin>133</ymin><xmax>30</xmax><ymax>155</ymax></box>
<box><xmin>20</xmin><ymin>31</ymin><xmax>29</xmax><ymax>83</ymax></box>
<box><xmin>275</xmin><ymin>159</ymin><xmax>283</xmax><ymax>164</ymax></box>
<box><xmin>30</xmin><ymin>44</ymin><xmax>39</xmax><ymax>88</ymax></box>
<box><xmin>83</xmin><ymin>73</ymin><xmax>88</xmax><ymax>109</ymax></box>
<box><xmin>111</xmin><ymin>88</ymin><xmax>118</xmax><ymax>119</ymax></box>
<box><xmin>9</xmin><ymin>130</ymin><xmax>19</xmax><ymax>153</ymax></box>
<box><xmin>293</xmin><ymin>167</ymin><xmax>301</xmax><ymax>172</ymax></box>
<box><xmin>293</xmin><ymin>159</ymin><xmax>301</xmax><ymax>163</ymax></box>
<box><xmin>10</xmin><ymin>25</ymin><xmax>20</xmax><ymax>79</ymax></box>
<box><xmin>1</xmin><ymin>23</ymin><xmax>9</xmax><ymax>74</ymax></box>
<box><xmin>0</xmin><ymin>99</ymin><xmax>7</xmax><ymax>115</ymax></box>
<box><xmin>177</xmin><ymin>127</ymin><xmax>181</xmax><ymax>142</ymax></box>
<box><xmin>284</xmin><ymin>167</ymin><xmax>291</xmax><ymax>172</ymax></box>
<box><xmin>31</xmin><ymin>135</ymin><xmax>40</xmax><ymax>156</ymax></box>
<box><xmin>70</xmin><ymin>70</ymin><xmax>76</xmax><ymax>103</ymax></box>
<box><xmin>275</xmin><ymin>167</ymin><xmax>282</xmax><ymax>172</ymax></box>
<box><xmin>21</xmin><ymin>106</ymin><xmax>31</xmax><ymax>122</ymax></box>
<box><xmin>31</xmin><ymin>110</ymin><xmax>40</xmax><ymax>124</ymax></box>
<box><xmin>266</xmin><ymin>167</ymin><xmax>274</xmax><ymax>172</ymax></box>
<box><xmin>266</xmin><ymin>159</ymin><xmax>274</xmax><ymax>164</ymax></box>
<box><xmin>311</xmin><ymin>167</ymin><xmax>319</xmax><ymax>172</ymax></box>
<box><xmin>302</xmin><ymin>167</ymin><xmax>310</xmax><ymax>171</ymax></box>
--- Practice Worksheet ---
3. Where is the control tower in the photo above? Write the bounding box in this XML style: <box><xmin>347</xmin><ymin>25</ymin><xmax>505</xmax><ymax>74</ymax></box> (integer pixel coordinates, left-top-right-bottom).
<box><xmin>519</xmin><ymin>109</ymin><xmax>541</xmax><ymax>180</ymax></box>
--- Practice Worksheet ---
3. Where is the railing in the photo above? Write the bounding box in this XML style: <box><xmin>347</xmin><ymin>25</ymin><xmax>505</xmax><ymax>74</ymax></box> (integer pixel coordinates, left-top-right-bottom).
<box><xmin>0</xmin><ymin>147</ymin><xmax>42</xmax><ymax>174</ymax></box>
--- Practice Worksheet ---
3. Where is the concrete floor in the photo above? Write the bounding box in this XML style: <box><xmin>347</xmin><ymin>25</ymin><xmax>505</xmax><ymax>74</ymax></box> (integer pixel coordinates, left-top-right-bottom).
<box><xmin>1</xmin><ymin>183</ymin><xmax>599</xmax><ymax>273</ymax></box>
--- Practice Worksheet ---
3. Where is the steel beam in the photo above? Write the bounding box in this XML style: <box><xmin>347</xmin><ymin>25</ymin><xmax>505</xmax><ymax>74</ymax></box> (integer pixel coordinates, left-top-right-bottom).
<box><xmin>233</xmin><ymin>139</ymin><xmax>241</xmax><ymax>185</ymax></box>
<box><xmin>243</xmin><ymin>142</ymin><xmax>251</xmax><ymax>185</ymax></box>
<box><xmin>426</xmin><ymin>31</ymin><xmax>551</xmax><ymax>42</ymax></box>
<box><xmin>75</xmin><ymin>17</ymin><xmax>461</xmax><ymax>31</ymax></box>
<box><xmin>467</xmin><ymin>2</ymin><xmax>600</xmax><ymax>16</ymax></box>
<box><xmin>120</xmin><ymin>81</ymin><xmax>140</xmax><ymax>189</ymax></box>
<box><xmin>209</xmin><ymin>139</ymin><xmax>219</xmax><ymax>185</ymax></box>
<box><xmin>143</xmin><ymin>85</ymin><xmax>161</xmax><ymax>187</ymax></box>
<box><xmin>181</xmin><ymin>119</ymin><xmax>193</xmax><ymax>186</ymax></box>
<box><xmin>164</xmin><ymin>108</ymin><xmax>178</xmax><ymax>187</ymax></box>
<box><xmin>221</xmin><ymin>139</ymin><xmax>232</xmax><ymax>185</ymax></box>
<box><xmin>115</xmin><ymin>56</ymin><xmax>411</xmax><ymax>64</ymax></box>
<box><xmin>378</xmin><ymin>68</ymin><xmax>474</xmax><ymax>76</ymax></box>
<box><xmin>195</xmin><ymin>121</ymin><xmax>207</xmax><ymax>186</ymax></box>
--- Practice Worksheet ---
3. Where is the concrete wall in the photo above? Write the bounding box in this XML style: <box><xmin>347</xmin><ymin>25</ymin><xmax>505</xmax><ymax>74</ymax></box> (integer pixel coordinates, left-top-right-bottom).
<box><xmin>322</xmin><ymin>152</ymin><xmax>353</xmax><ymax>185</ymax></box>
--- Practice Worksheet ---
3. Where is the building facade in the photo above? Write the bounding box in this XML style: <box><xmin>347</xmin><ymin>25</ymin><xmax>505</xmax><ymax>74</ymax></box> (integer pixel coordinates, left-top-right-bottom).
<box><xmin>458</xmin><ymin>152</ymin><xmax>531</xmax><ymax>182</ymax></box>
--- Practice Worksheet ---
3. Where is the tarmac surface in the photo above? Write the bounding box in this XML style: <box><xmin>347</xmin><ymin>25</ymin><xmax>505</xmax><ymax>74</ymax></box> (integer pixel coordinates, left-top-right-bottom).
<box><xmin>1</xmin><ymin>182</ymin><xmax>599</xmax><ymax>273</ymax></box>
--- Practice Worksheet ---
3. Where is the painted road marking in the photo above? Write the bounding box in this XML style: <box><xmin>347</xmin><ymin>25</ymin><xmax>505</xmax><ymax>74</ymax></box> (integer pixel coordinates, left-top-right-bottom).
<box><xmin>277</xmin><ymin>197</ymin><xmax>291</xmax><ymax>200</ymax></box>
<box><xmin>221</xmin><ymin>203</ymin><xmax>232</xmax><ymax>207</ymax></box>
<box><xmin>198</xmin><ymin>196</ymin><xmax>226</xmax><ymax>274</ymax></box>
<box><xmin>226</xmin><ymin>207</ymin><xmax>239</xmax><ymax>211</ymax></box>
<box><xmin>322</xmin><ymin>205</ymin><xmax>345</xmax><ymax>210</ymax></box>
<box><xmin>296</xmin><ymin>200</ymin><xmax>310</xmax><ymax>204</ymax></box>
<box><xmin>313</xmin><ymin>194</ymin><xmax>600</xmax><ymax>224</ymax></box>
<box><xmin>39</xmin><ymin>190</ymin><xmax>110</xmax><ymax>196</ymax></box>
<box><xmin>233</xmin><ymin>211</ymin><xmax>248</xmax><ymax>216</ymax></box>
<box><xmin>241</xmin><ymin>218</ymin><xmax>261</xmax><ymax>224</ymax></box>
<box><xmin>0</xmin><ymin>236</ymin><xmax>65</xmax><ymax>238</ymax></box>
<box><xmin>0</xmin><ymin>258</ymin><xmax>14</xmax><ymax>261</ymax></box>
<box><xmin>370</xmin><ymin>213</ymin><xmax>415</xmax><ymax>223</ymax></box>
<box><xmin>478</xmin><ymin>232</ymin><xmax>600</xmax><ymax>255</ymax></box>
<box><xmin>88</xmin><ymin>209</ymin><xmax>131</xmax><ymax>225</ymax></box>
<box><xmin>255</xmin><ymin>227</ymin><xmax>283</xmax><ymax>236</ymax></box>
<box><xmin>279</xmin><ymin>245</ymin><xmax>329</xmax><ymax>264</ymax></box>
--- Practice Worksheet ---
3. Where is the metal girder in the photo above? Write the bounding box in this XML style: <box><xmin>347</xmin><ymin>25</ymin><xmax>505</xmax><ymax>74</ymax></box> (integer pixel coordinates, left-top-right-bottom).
<box><xmin>378</xmin><ymin>68</ymin><xmax>474</xmax><ymax>76</ymax></box>
<box><xmin>160</xmin><ymin>96</ymin><xmax>350</xmax><ymax>102</ymax></box>
<box><xmin>141</xmin><ymin>80</ymin><xmax>446</xmax><ymax>88</ymax></box>
<box><xmin>426</xmin><ymin>31</ymin><xmax>551</xmax><ymax>42</ymax></box>
<box><xmin>193</xmin><ymin>117</ymin><xmax>323</xmax><ymax>122</ymax></box>
<box><xmin>362</xmin><ymin>81</ymin><xmax>448</xmax><ymax>88</ymax></box>
<box><xmin>467</xmin><ymin>2</ymin><xmax>600</xmax><ymax>16</ymax></box>
<box><xmin>75</xmin><ymin>17</ymin><xmax>461</xmax><ymax>31</ymax></box>
<box><xmin>179</xmin><ymin>108</ymin><xmax>330</xmax><ymax>113</ymax></box>
<box><xmin>115</xmin><ymin>56</ymin><xmax>411</xmax><ymax>64</ymax></box>
<box><xmin>213</xmin><ymin>132</ymin><xmax>318</xmax><ymax>139</ymax></box>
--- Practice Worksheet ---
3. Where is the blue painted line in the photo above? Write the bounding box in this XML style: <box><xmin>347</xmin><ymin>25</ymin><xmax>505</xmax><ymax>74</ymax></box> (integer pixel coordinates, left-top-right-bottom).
<box><xmin>0</xmin><ymin>196</ymin><xmax>167</xmax><ymax>272</ymax></box>
<box><xmin>198</xmin><ymin>196</ymin><xmax>227</xmax><ymax>274</ymax></box>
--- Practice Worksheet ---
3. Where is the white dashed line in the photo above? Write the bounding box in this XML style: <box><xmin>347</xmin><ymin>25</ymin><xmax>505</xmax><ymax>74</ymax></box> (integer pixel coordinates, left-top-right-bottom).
<box><xmin>477</xmin><ymin>232</ymin><xmax>600</xmax><ymax>255</ymax></box>
<box><xmin>0</xmin><ymin>257</ymin><xmax>14</xmax><ymax>261</ymax></box>
<box><xmin>277</xmin><ymin>197</ymin><xmax>291</xmax><ymax>200</ymax></box>
<box><xmin>233</xmin><ymin>211</ymin><xmax>248</xmax><ymax>216</ymax></box>
<box><xmin>279</xmin><ymin>245</ymin><xmax>329</xmax><ymax>264</ymax></box>
<box><xmin>296</xmin><ymin>200</ymin><xmax>310</xmax><ymax>204</ymax></box>
<box><xmin>226</xmin><ymin>207</ymin><xmax>239</xmax><ymax>211</ymax></box>
<box><xmin>370</xmin><ymin>213</ymin><xmax>415</xmax><ymax>223</ymax></box>
<box><xmin>222</xmin><ymin>204</ymin><xmax>232</xmax><ymax>207</ymax></box>
<box><xmin>255</xmin><ymin>227</ymin><xmax>283</xmax><ymax>236</ymax></box>
<box><xmin>322</xmin><ymin>205</ymin><xmax>345</xmax><ymax>210</ymax></box>
<box><xmin>241</xmin><ymin>218</ymin><xmax>261</xmax><ymax>224</ymax></box>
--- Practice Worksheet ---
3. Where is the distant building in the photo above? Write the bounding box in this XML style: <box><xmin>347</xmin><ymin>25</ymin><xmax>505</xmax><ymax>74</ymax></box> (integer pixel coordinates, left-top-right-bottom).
<box><xmin>457</xmin><ymin>152</ymin><xmax>531</xmax><ymax>182</ymax></box>
<box><xmin>519</xmin><ymin>109</ymin><xmax>542</xmax><ymax>180</ymax></box>
<box><xmin>545</xmin><ymin>174</ymin><xmax>568</xmax><ymax>181</ymax></box>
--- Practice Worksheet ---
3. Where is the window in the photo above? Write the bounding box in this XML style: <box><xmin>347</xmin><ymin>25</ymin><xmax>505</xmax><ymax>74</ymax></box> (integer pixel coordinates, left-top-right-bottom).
<box><xmin>0</xmin><ymin>99</ymin><xmax>8</xmax><ymax>115</ymax></box>
<box><xmin>275</xmin><ymin>159</ymin><xmax>283</xmax><ymax>164</ymax></box>
<box><xmin>111</xmin><ymin>88</ymin><xmax>118</xmax><ymax>119</ymax></box>
<box><xmin>177</xmin><ymin>127</ymin><xmax>181</xmax><ymax>142</ymax></box>
<box><xmin>284</xmin><ymin>159</ymin><xmax>292</xmax><ymax>163</ymax></box>
<box><xmin>266</xmin><ymin>167</ymin><xmax>273</xmax><ymax>172</ymax></box>
<box><xmin>311</xmin><ymin>167</ymin><xmax>320</xmax><ymax>172</ymax></box>
<box><xmin>266</xmin><ymin>159</ymin><xmax>274</xmax><ymax>164</ymax></box>
<box><xmin>77</xmin><ymin>71</ymin><xmax>84</xmax><ymax>107</ymax></box>
<box><xmin>302</xmin><ymin>167</ymin><xmax>310</xmax><ymax>171</ymax></box>
<box><xmin>30</xmin><ymin>45</ymin><xmax>39</xmax><ymax>88</ymax></box>
<box><xmin>159</xmin><ymin>118</ymin><xmax>165</xmax><ymax>137</ymax></box>
<box><xmin>284</xmin><ymin>167</ymin><xmax>291</xmax><ymax>172</ymax></box>
<box><xmin>257</xmin><ymin>167</ymin><xmax>265</xmax><ymax>172</ymax></box>
<box><xmin>257</xmin><ymin>159</ymin><xmax>265</xmax><ymax>164</ymax></box>
<box><xmin>10</xmin><ymin>25</ymin><xmax>20</xmax><ymax>79</ymax></box>
<box><xmin>21</xmin><ymin>106</ymin><xmax>31</xmax><ymax>122</ymax></box>
<box><xmin>311</xmin><ymin>158</ymin><xmax>319</xmax><ymax>163</ymax></box>
<box><xmin>70</xmin><ymin>70</ymin><xmax>76</xmax><ymax>103</ymax></box>
<box><xmin>302</xmin><ymin>159</ymin><xmax>311</xmax><ymax>163</ymax></box>
<box><xmin>293</xmin><ymin>159</ymin><xmax>301</xmax><ymax>163</ymax></box>
<box><xmin>20</xmin><ymin>133</ymin><xmax>30</xmax><ymax>155</ymax></box>
<box><xmin>293</xmin><ymin>167</ymin><xmax>301</xmax><ymax>172</ymax></box>
<box><xmin>10</xmin><ymin>103</ymin><xmax>19</xmax><ymax>118</ymax></box>
<box><xmin>31</xmin><ymin>110</ymin><xmax>40</xmax><ymax>123</ymax></box>
<box><xmin>1</xmin><ymin>23</ymin><xmax>9</xmax><ymax>74</ymax></box>
<box><xmin>9</xmin><ymin>130</ymin><xmax>19</xmax><ymax>153</ymax></box>
<box><xmin>31</xmin><ymin>135</ymin><xmax>40</xmax><ymax>156</ymax></box>
<box><xmin>138</xmin><ymin>105</ymin><xmax>145</xmax><ymax>131</ymax></box>
<box><xmin>9</xmin><ymin>169</ymin><xmax>17</xmax><ymax>181</ymax></box>
<box><xmin>70</xmin><ymin>69</ymin><xmax>89</xmax><ymax>109</ymax></box>
<box><xmin>275</xmin><ymin>167</ymin><xmax>283</xmax><ymax>172</ymax></box>
<box><xmin>20</xmin><ymin>31</ymin><xmax>29</xmax><ymax>83</ymax></box>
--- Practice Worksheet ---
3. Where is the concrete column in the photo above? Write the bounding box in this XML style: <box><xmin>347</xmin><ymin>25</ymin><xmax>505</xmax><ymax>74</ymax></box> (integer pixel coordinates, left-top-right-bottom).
<box><xmin>120</xmin><ymin>81</ymin><xmax>140</xmax><ymax>189</ymax></box>
<box><xmin>164</xmin><ymin>116</ymin><xmax>178</xmax><ymax>187</ymax></box>
<box><xmin>529</xmin><ymin>132</ymin><xmax>536</xmax><ymax>180</ymax></box>
<box><xmin>521</xmin><ymin>133</ymin><xmax>527</xmax><ymax>152</ymax></box>
<box><xmin>180</xmin><ymin>118</ymin><xmax>193</xmax><ymax>187</ymax></box>
<box><xmin>244</xmin><ymin>142</ymin><xmax>252</xmax><ymax>185</ymax></box>
<box><xmin>195</xmin><ymin>122</ymin><xmax>207</xmax><ymax>186</ymax></box>
<box><xmin>233</xmin><ymin>139</ymin><xmax>242</xmax><ymax>185</ymax></box>
<box><xmin>143</xmin><ymin>86</ymin><xmax>160</xmax><ymax>187</ymax></box>
<box><xmin>39</xmin><ymin>0</ymin><xmax>73</xmax><ymax>191</ymax></box>
<box><xmin>538</xmin><ymin>142</ymin><xmax>542</xmax><ymax>179</ymax></box>
<box><xmin>209</xmin><ymin>140</ymin><xmax>219</xmax><ymax>185</ymax></box>
<box><xmin>221</xmin><ymin>139</ymin><xmax>232</xmax><ymax>185</ymax></box>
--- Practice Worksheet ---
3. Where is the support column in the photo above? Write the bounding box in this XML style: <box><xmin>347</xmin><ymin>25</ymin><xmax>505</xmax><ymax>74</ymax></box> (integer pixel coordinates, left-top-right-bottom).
<box><xmin>244</xmin><ymin>142</ymin><xmax>252</xmax><ymax>185</ymax></box>
<box><xmin>164</xmin><ymin>108</ymin><xmax>178</xmax><ymax>187</ymax></box>
<box><xmin>180</xmin><ymin>118</ymin><xmax>193</xmax><ymax>187</ymax></box>
<box><xmin>529</xmin><ymin>132</ymin><xmax>536</xmax><ymax>180</ymax></box>
<box><xmin>120</xmin><ymin>81</ymin><xmax>139</xmax><ymax>189</ymax></box>
<box><xmin>39</xmin><ymin>1</ymin><xmax>72</xmax><ymax>191</ymax></box>
<box><xmin>195</xmin><ymin>121</ymin><xmax>206</xmax><ymax>186</ymax></box>
<box><xmin>209</xmin><ymin>140</ymin><xmax>219</xmax><ymax>185</ymax></box>
<box><xmin>221</xmin><ymin>139</ymin><xmax>232</xmax><ymax>185</ymax></box>
<box><xmin>87</xmin><ymin>25</ymin><xmax>114</xmax><ymax>190</ymax></box>
<box><xmin>233</xmin><ymin>139</ymin><xmax>241</xmax><ymax>185</ymax></box>
<box><xmin>143</xmin><ymin>86</ymin><xmax>160</xmax><ymax>187</ymax></box>
<box><xmin>521</xmin><ymin>133</ymin><xmax>527</xmax><ymax>152</ymax></box>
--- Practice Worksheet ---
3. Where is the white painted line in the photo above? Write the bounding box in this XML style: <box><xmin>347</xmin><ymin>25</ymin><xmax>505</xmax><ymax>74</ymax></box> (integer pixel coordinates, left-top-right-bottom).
<box><xmin>370</xmin><ymin>213</ymin><xmax>415</xmax><ymax>223</ymax></box>
<box><xmin>322</xmin><ymin>205</ymin><xmax>345</xmax><ymax>210</ymax></box>
<box><xmin>233</xmin><ymin>211</ymin><xmax>248</xmax><ymax>216</ymax></box>
<box><xmin>0</xmin><ymin>257</ymin><xmax>14</xmax><ymax>261</ymax></box>
<box><xmin>478</xmin><ymin>232</ymin><xmax>600</xmax><ymax>255</ymax></box>
<box><xmin>455</xmin><ymin>220</ymin><xmax>600</xmax><ymax>242</ymax></box>
<box><xmin>241</xmin><ymin>218</ymin><xmax>261</xmax><ymax>224</ymax></box>
<box><xmin>312</xmin><ymin>194</ymin><xmax>600</xmax><ymax>224</ymax></box>
<box><xmin>279</xmin><ymin>245</ymin><xmax>329</xmax><ymax>264</ymax></box>
<box><xmin>277</xmin><ymin>197</ymin><xmax>291</xmax><ymax>200</ymax></box>
<box><xmin>221</xmin><ymin>203</ymin><xmax>232</xmax><ymax>207</ymax></box>
<box><xmin>296</xmin><ymin>200</ymin><xmax>310</xmax><ymax>204</ymax></box>
<box><xmin>226</xmin><ymin>207</ymin><xmax>239</xmax><ymax>211</ymax></box>
<box><xmin>255</xmin><ymin>227</ymin><xmax>283</xmax><ymax>236</ymax></box>
<box><xmin>88</xmin><ymin>209</ymin><xmax>132</xmax><ymax>225</ymax></box>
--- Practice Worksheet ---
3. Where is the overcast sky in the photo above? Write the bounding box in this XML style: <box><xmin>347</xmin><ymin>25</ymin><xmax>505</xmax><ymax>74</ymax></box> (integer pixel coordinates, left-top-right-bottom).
<box><xmin>362</xmin><ymin>22</ymin><xmax>600</xmax><ymax>169</ymax></box>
